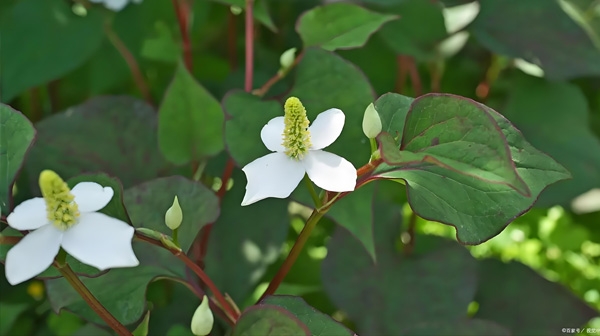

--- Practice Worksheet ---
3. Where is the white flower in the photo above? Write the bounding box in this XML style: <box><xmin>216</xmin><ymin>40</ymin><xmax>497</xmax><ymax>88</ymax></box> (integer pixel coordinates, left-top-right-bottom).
<box><xmin>241</xmin><ymin>97</ymin><xmax>357</xmax><ymax>206</ymax></box>
<box><xmin>5</xmin><ymin>170</ymin><xmax>139</xmax><ymax>285</ymax></box>
<box><xmin>88</xmin><ymin>0</ymin><xmax>142</xmax><ymax>12</ymax></box>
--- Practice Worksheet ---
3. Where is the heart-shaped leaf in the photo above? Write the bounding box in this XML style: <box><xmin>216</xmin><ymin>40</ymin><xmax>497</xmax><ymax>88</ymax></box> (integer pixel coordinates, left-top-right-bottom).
<box><xmin>159</xmin><ymin>63</ymin><xmax>225</xmax><ymax>165</ymax></box>
<box><xmin>378</xmin><ymin>94</ymin><xmax>530</xmax><ymax>196</ymax></box>
<box><xmin>296</xmin><ymin>3</ymin><xmax>397</xmax><ymax>51</ymax></box>
<box><xmin>0</xmin><ymin>104</ymin><xmax>35</xmax><ymax>214</ymax></box>
<box><xmin>371</xmin><ymin>93</ymin><xmax>570</xmax><ymax>244</ymax></box>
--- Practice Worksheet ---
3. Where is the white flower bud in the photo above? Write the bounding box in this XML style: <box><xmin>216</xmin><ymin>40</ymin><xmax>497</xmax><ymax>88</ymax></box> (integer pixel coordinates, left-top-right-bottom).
<box><xmin>362</xmin><ymin>103</ymin><xmax>382</xmax><ymax>139</ymax></box>
<box><xmin>279</xmin><ymin>48</ymin><xmax>297</xmax><ymax>73</ymax></box>
<box><xmin>191</xmin><ymin>295</ymin><xmax>214</xmax><ymax>336</ymax></box>
<box><xmin>165</xmin><ymin>196</ymin><xmax>183</xmax><ymax>230</ymax></box>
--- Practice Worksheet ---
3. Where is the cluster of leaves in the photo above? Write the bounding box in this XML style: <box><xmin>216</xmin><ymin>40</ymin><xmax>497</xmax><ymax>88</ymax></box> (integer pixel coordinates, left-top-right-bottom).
<box><xmin>1</xmin><ymin>0</ymin><xmax>599</xmax><ymax>335</ymax></box>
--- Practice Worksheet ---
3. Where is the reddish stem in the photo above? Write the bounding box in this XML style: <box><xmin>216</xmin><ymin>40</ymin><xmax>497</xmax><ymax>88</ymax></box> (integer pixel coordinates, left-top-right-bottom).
<box><xmin>395</xmin><ymin>55</ymin><xmax>408</xmax><ymax>94</ymax></box>
<box><xmin>406</xmin><ymin>56</ymin><xmax>423</xmax><ymax>96</ymax></box>
<box><xmin>195</xmin><ymin>0</ymin><xmax>255</xmax><ymax>270</ymax></box>
<box><xmin>172</xmin><ymin>0</ymin><xmax>193</xmax><ymax>71</ymax></box>
<box><xmin>135</xmin><ymin>233</ymin><xmax>239</xmax><ymax>322</ymax></box>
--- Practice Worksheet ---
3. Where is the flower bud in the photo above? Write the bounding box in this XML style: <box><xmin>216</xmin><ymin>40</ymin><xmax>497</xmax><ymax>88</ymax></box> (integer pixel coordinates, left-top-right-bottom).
<box><xmin>362</xmin><ymin>103</ymin><xmax>382</xmax><ymax>139</ymax></box>
<box><xmin>191</xmin><ymin>295</ymin><xmax>214</xmax><ymax>336</ymax></box>
<box><xmin>165</xmin><ymin>196</ymin><xmax>183</xmax><ymax>230</ymax></box>
<box><xmin>230</xmin><ymin>5</ymin><xmax>242</xmax><ymax>15</ymax></box>
<box><xmin>279</xmin><ymin>48</ymin><xmax>297</xmax><ymax>74</ymax></box>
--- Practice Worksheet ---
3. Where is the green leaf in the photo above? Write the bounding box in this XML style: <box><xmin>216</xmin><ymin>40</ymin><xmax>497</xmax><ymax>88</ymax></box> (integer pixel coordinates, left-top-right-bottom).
<box><xmin>124</xmin><ymin>176</ymin><xmax>219</xmax><ymax>252</ymax></box>
<box><xmin>500</xmin><ymin>74</ymin><xmax>600</xmax><ymax>206</ymax></box>
<box><xmin>370</xmin><ymin>93</ymin><xmax>570</xmax><ymax>244</ymax></box>
<box><xmin>159</xmin><ymin>62</ymin><xmax>225</xmax><ymax>165</ymax></box>
<box><xmin>261</xmin><ymin>296</ymin><xmax>355</xmax><ymax>336</ymax></box>
<box><xmin>0</xmin><ymin>104</ymin><xmax>35</xmax><ymax>215</ymax></box>
<box><xmin>132</xmin><ymin>311</ymin><xmax>150</xmax><ymax>336</ymax></box>
<box><xmin>0</xmin><ymin>0</ymin><xmax>104</xmax><ymax>102</ymax></box>
<box><xmin>25</xmin><ymin>97</ymin><xmax>172</xmax><ymax>189</ymax></box>
<box><xmin>296</xmin><ymin>3</ymin><xmax>397</xmax><ymax>51</ymax></box>
<box><xmin>45</xmin><ymin>176</ymin><xmax>218</xmax><ymax>325</ymax></box>
<box><xmin>378</xmin><ymin>94</ymin><xmax>530</xmax><ymax>196</ymax></box>
<box><xmin>474</xmin><ymin>259</ymin><xmax>599</xmax><ymax>334</ymax></box>
<box><xmin>470</xmin><ymin>0</ymin><xmax>600</xmax><ymax>80</ymax></box>
<box><xmin>205</xmin><ymin>169</ymin><xmax>290</xmax><ymax>303</ymax></box>
<box><xmin>377</xmin><ymin>0</ymin><xmax>448</xmax><ymax>61</ymax></box>
<box><xmin>401</xmin><ymin>319</ymin><xmax>510</xmax><ymax>336</ymax></box>
<box><xmin>232</xmin><ymin>305</ymin><xmax>311</xmax><ymax>336</ymax></box>
<box><xmin>322</xmin><ymin>181</ymin><xmax>478</xmax><ymax>335</ymax></box>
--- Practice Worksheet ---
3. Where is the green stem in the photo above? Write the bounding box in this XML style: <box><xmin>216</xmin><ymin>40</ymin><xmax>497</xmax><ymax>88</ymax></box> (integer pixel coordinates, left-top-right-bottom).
<box><xmin>258</xmin><ymin>210</ymin><xmax>325</xmax><ymax>301</ymax></box>
<box><xmin>303</xmin><ymin>175</ymin><xmax>322</xmax><ymax>207</ymax></box>
<box><xmin>172</xmin><ymin>228</ymin><xmax>179</xmax><ymax>247</ymax></box>
<box><xmin>55</xmin><ymin>263</ymin><xmax>131</xmax><ymax>336</ymax></box>
<box><xmin>369</xmin><ymin>137</ymin><xmax>377</xmax><ymax>157</ymax></box>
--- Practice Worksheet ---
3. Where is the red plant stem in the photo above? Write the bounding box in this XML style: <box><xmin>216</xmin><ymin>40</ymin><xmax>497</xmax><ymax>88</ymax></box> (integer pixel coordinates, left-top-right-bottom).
<box><xmin>406</xmin><ymin>56</ymin><xmax>423</xmax><ymax>96</ymax></box>
<box><xmin>172</xmin><ymin>0</ymin><xmax>193</xmax><ymax>71</ymax></box>
<box><xmin>244</xmin><ymin>0</ymin><xmax>255</xmax><ymax>93</ymax></box>
<box><xmin>55</xmin><ymin>263</ymin><xmax>131</xmax><ymax>336</ymax></box>
<box><xmin>0</xmin><ymin>235</ymin><xmax>20</xmax><ymax>245</ymax></box>
<box><xmin>396</xmin><ymin>55</ymin><xmax>408</xmax><ymax>94</ymax></box>
<box><xmin>135</xmin><ymin>233</ymin><xmax>239</xmax><ymax>322</ymax></box>
<box><xmin>197</xmin><ymin>0</ymin><xmax>256</xmax><ymax>264</ymax></box>
<box><xmin>104</xmin><ymin>23</ymin><xmax>154</xmax><ymax>106</ymax></box>
<box><xmin>253</xmin><ymin>52</ymin><xmax>303</xmax><ymax>97</ymax></box>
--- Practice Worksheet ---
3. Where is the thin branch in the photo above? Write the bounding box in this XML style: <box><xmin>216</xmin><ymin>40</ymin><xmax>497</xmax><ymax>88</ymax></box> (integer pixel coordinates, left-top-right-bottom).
<box><xmin>104</xmin><ymin>22</ymin><xmax>154</xmax><ymax>105</ymax></box>
<box><xmin>172</xmin><ymin>0</ymin><xmax>193</xmax><ymax>71</ymax></box>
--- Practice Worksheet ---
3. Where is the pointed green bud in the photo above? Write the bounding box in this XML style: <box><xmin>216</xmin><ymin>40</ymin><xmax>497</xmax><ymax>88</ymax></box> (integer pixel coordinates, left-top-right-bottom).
<box><xmin>191</xmin><ymin>295</ymin><xmax>214</xmax><ymax>336</ymax></box>
<box><xmin>165</xmin><ymin>196</ymin><xmax>183</xmax><ymax>230</ymax></box>
<box><xmin>362</xmin><ymin>103</ymin><xmax>382</xmax><ymax>139</ymax></box>
<box><xmin>279</xmin><ymin>48</ymin><xmax>297</xmax><ymax>75</ymax></box>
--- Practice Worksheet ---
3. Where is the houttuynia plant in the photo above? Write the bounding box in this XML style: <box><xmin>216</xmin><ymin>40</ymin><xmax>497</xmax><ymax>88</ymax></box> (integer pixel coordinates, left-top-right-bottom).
<box><xmin>1</xmin><ymin>0</ymin><xmax>599</xmax><ymax>335</ymax></box>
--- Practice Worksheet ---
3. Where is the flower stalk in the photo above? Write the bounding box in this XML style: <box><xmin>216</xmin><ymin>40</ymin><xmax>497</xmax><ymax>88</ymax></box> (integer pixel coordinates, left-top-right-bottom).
<box><xmin>55</xmin><ymin>262</ymin><xmax>132</xmax><ymax>336</ymax></box>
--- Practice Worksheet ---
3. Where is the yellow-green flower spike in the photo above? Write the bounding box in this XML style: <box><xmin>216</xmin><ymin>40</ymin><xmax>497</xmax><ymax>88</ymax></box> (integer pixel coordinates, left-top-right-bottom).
<box><xmin>38</xmin><ymin>170</ymin><xmax>79</xmax><ymax>230</ymax></box>
<box><xmin>282</xmin><ymin>97</ymin><xmax>311</xmax><ymax>160</ymax></box>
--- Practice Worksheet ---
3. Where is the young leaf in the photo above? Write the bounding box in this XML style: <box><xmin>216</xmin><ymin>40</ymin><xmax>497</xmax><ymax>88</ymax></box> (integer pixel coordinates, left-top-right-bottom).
<box><xmin>159</xmin><ymin>62</ymin><xmax>225</xmax><ymax>165</ymax></box>
<box><xmin>0</xmin><ymin>104</ymin><xmax>35</xmax><ymax>214</ymax></box>
<box><xmin>296</xmin><ymin>3</ymin><xmax>397</xmax><ymax>51</ymax></box>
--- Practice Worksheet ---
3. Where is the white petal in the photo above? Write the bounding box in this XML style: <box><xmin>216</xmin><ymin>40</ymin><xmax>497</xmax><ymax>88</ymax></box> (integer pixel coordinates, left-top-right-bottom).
<box><xmin>303</xmin><ymin>150</ymin><xmax>357</xmax><ymax>192</ymax></box>
<box><xmin>61</xmin><ymin>213</ymin><xmax>138</xmax><ymax>270</ymax></box>
<box><xmin>308</xmin><ymin>108</ymin><xmax>345</xmax><ymax>150</ymax></box>
<box><xmin>7</xmin><ymin>198</ymin><xmax>49</xmax><ymax>230</ymax></box>
<box><xmin>5</xmin><ymin>225</ymin><xmax>63</xmax><ymax>285</ymax></box>
<box><xmin>71</xmin><ymin>182</ymin><xmax>114</xmax><ymax>213</ymax></box>
<box><xmin>260</xmin><ymin>116</ymin><xmax>286</xmax><ymax>152</ymax></box>
<box><xmin>104</xmin><ymin>0</ymin><xmax>128</xmax><ymax>11</ymax></box>
<box><xmin>241</xmin><ymin>152</ymin><xmax>305</xmax><ymax>206</ymax></box>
